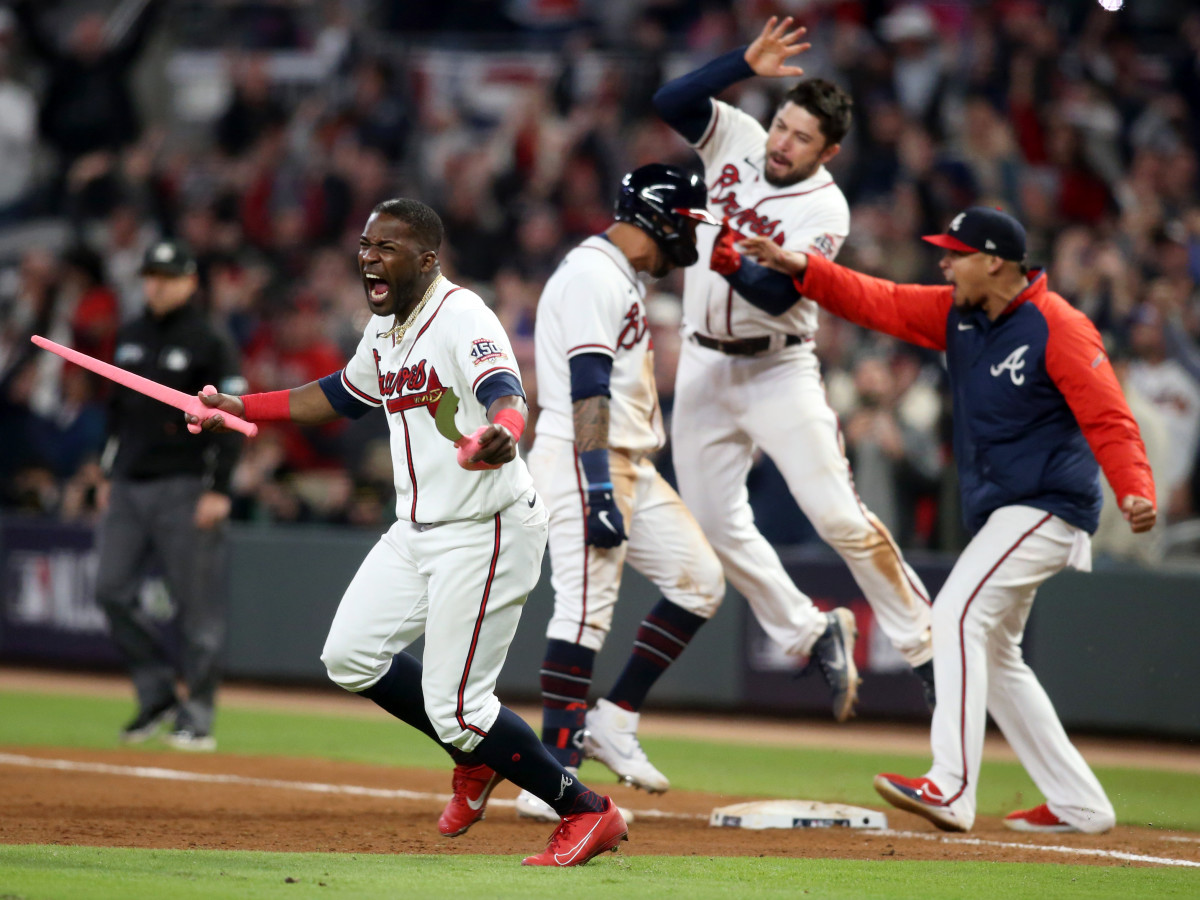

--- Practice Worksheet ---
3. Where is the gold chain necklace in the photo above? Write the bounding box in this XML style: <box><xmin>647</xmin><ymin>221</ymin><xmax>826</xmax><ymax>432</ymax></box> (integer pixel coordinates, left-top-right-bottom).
<box><xmin>378</xmin><ymin>274</ymin><xmax>444</xmax><ymax>344</ymax></box>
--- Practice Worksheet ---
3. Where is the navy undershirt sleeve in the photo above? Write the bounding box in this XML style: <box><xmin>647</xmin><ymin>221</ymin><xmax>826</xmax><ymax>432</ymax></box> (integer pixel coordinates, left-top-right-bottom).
<box><xmin>721</xmin><ymin>257</ymin><xmax>801</xmax><ymax>317</ymax></box>
<box><xmin>652</xmin><ymin>47</ymin><xmax>754</xmax><ymax>144</ymax></box>
<box><xmin>318</xmin><ymin>371</ymin><xmax>372</xmax><ymax>419</ymax></box>
<box><xmin>569</xmin><ymin>352</ymin><xmax>613</xmax><ymax>402</ymax></box>
<box><xmin>476</xmin><ymin>371</ymin><xmax>526</xmax><ymax>410</ymax></box>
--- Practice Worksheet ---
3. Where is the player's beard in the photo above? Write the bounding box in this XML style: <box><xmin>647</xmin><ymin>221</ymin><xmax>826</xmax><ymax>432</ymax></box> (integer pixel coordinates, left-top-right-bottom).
<box><xmin>764</xmin><ymin>158</ymin><xmax>819</xmax><ymax>188</ymax></box>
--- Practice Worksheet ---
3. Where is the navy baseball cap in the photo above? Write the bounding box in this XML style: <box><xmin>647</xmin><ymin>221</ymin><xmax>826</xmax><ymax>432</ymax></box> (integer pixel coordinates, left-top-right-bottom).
<box><xmin>140</xmin><ymin>239</ymin><xmax>197</xmax><ymax>277</ymax></box>
<box><xmin>922</xmin><ymin>207</ymin><xmax>1026</xmax><ymax>262</ymax></box>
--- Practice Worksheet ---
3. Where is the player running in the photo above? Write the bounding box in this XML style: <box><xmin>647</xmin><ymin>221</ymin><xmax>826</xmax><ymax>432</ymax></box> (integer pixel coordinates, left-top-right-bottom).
<box><xmin>192</xmin><ymin>199</ymin><xmax>626</xmax><ymax>865</ymax></box>
<box><xmin>654</xmin><ymin>16</ymin><xmax>935</xmax><ymax>719</ymax></box>
<box><xmin>515</xmin><ymin>164</ymin><xmax>724</xmax><ymax>821</ymax></box>
<box><xmin>736</xmin><ymin>205</ymin><xmax>1156</xmax><ymax>834</ymax></box>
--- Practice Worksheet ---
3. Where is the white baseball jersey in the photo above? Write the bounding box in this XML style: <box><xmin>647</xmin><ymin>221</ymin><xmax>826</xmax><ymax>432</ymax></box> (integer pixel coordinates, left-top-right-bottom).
<box><xmin>686</xmin><ymin>99</ymin><xmax>850</xmax><ymax>339</ymax></box>
<box><xmin>670</xmin><ymin>96</ymin><xmax>934</xmax><ymax>670</ymax></box>
<box><xmin>340</xmin><ymin>278</ymin><xmax>533</xmax><ymax>524</ymax></box>
<box><xmin>534</xmin><ymin>236</ymin><xmax>663</xmax><ymax>453</ymax></box>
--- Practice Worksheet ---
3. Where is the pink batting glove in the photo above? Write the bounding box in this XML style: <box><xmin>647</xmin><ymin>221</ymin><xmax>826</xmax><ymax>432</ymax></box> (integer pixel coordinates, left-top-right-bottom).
<box><xmin>188</xmin><ymin>385</ymin><xmax>219</xmax><ymax>434</ymax></box>
<box><xmin>456</xmin><ymin>426</ymin><xmax>502</xmax><ymax>471</ymax></box>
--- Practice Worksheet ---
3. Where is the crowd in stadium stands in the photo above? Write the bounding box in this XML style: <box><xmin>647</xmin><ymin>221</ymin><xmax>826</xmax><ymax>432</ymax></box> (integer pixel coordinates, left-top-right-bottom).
<box><xmin>0</xmin><ymin>0</ymin><xmax>1198</xmax><ymax>563</ymax></box>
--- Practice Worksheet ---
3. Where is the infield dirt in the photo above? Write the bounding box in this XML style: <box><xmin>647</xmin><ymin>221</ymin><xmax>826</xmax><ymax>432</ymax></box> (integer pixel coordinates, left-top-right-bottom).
<box><xmin>2</xmin><ymin>669</ymin><xmax>1198</xmax><ymax>868</ymax></box>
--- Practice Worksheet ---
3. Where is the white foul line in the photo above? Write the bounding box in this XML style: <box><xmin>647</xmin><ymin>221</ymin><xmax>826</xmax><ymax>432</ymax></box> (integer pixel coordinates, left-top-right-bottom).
<box><xmin>2</xmin><ymin>753</ymin><xmax>1195</xmax><ymax>865</ymax></box>
<box><xmin>874</xmin><ymin>829</ymin><xmax>1200</xmax><ymax>868</ymax></box>
<box><xmin>0</xmin><ymin>752</ymin><xmax>698</xmax><ymax>821</ymax></box>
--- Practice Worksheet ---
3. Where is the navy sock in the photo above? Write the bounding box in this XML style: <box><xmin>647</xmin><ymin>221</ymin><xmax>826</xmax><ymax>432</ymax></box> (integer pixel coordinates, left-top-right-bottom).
<box><xmin>471</xmin><ymin>707</ymin><xmax>605</xmax><ymax>817</ymax></box>
<box><xmin>538</xmin><ymin>639</ymin><xmax>595</xmax><ymax>767</ymax></box>
<box><xmin>359</xmin><ymin>653</ymin><xmax>472</xmax><ymax>765</ymax></box>
<box><xmin>606</xmin><ymin>599</ymin><xmax>707</xmax><ymax>711</ymax></box>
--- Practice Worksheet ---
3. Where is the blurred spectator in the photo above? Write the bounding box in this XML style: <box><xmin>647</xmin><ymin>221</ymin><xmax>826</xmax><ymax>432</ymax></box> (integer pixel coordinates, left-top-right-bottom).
<box><xmin>12</xmin><ymin>0</ymin><xmax>163</xmax><ymax>169</ymax></box>
<box><xmin>1093</xmin><ymin>348</ymin><xmax>1170</xmax><ymax>564</ymax></box>
<box><xmin>0</xmin><ymin>7</ymin><xmax>37</xmax><ymax>222</ymax></box>
<box><xmin>1125</xmin><ymin>303</ymin><xmax>1200</xmax><ymax>519</ymax></box>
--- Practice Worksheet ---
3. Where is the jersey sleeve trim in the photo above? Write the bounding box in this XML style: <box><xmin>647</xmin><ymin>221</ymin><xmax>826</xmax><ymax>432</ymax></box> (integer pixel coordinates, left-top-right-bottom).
<box><xmin>695</xmin><ymin>103</ymin><xmax>720</xmax><ymax>150</ymax></box>
<box><xmin>341</xmin><ymin>369</ymin><xmax>382</xmax><ymax>406</ymax></box>
<box><xmin>567</xmin><ymin>342</ymin><xmax>616</xmax><ymax>357</ymax></box>
<box><xmin>320</xmin><ymin>371</ymin><xmax>374</xmax><ymax>419</ymax></box>
<box><xmin>475</xmin><ymin>370</ymin><xmax>525</xmax><ymax>409</ymax></box>
<box><xmin>471</xmin><ymin>365</ymin><xmax>521</xmax><ymax>392</ymax></box>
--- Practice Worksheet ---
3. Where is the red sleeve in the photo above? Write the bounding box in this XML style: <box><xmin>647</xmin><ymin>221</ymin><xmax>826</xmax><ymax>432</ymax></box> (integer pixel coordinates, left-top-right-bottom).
<box><xmin>1039</xmin><ymin>295</ymin><xmax>1156</xmax><ymax>504</ymax></box>
<box><xmin>796</xmin><ymin>254</ymin><xmax>953</xmax><ymax>351</ymax></box>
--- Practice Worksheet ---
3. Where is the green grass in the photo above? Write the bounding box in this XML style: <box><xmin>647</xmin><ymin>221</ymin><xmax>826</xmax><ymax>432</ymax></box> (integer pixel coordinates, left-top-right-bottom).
<box><xmin>1</xmin><ymin>845</ymin><xmax>1196</xmax><ymax>900</ymax></box>
<box><xmin>3</xmin><ymin>689</ymin><xmax>1198</xmax><ymax>831</ymax></box>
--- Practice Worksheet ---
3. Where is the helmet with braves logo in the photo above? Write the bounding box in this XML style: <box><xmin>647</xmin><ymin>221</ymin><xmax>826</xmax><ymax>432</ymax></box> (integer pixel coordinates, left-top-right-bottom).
<box><xmin>614</xmin><ymin>163</ymin><xmax>717</xmax><ymax>267</ymax></box>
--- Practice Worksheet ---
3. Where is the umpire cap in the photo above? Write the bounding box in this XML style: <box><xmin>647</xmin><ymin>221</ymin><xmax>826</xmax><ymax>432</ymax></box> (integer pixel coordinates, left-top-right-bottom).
<box><xmin>922</xmin><ymin>207</ymin><xmax>1026</xmax><ymax>263</ymax></box>
<box><xmin>140</xmin><ymin>239</ymin><xmax>198</xmax><ymax>277</ymax></box>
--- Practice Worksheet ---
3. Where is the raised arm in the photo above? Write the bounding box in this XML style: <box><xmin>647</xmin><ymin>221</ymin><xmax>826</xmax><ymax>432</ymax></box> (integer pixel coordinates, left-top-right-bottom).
<box><xmin>737</xmin><ymin>237</ymin><xmax>952</xmax><ymax>351</ymax></box>
<box><xmin>652</xmin><ymin>17</ymin><xmax>809</xmax><ymax>143</ymax></box>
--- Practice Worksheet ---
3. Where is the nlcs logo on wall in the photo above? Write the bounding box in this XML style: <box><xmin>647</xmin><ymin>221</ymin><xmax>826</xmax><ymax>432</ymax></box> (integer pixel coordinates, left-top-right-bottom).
<box><xmin>470</xmin><ymin>338</ymin><xmax>507</xmax><ymax>365</ymax></box>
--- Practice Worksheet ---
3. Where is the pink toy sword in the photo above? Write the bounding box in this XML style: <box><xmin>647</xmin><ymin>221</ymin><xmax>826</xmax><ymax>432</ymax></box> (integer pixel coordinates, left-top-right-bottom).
<box><xmin>31</xmin><ymin>335</ymin><xmax>259</xmax><ymax>437</ymax></box>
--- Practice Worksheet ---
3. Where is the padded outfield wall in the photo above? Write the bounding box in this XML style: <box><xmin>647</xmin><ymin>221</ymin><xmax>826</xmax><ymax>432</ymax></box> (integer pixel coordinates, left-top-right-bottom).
<box><xmin>1</xmin><ymin>517</ymin><xmax>1197</xmax><ymax>739</ymax></box>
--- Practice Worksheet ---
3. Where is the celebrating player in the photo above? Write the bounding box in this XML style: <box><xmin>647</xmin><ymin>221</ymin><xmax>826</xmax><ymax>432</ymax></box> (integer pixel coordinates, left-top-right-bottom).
<box><xmin>736</xmin><ymin>206</ymin><xmax>1156</xmax><ymax>834</ymax></box>
<box><xmin>653</xmin><ymin>16</ymin><xmax>935</xmax><ymax>719</ymax></box>
<box><xmin>515</xmin><ymin>164</ymin><xmax>724</xmax><ymax>821</ymax></box>
<box><xmin>192</xmin><ymin>199</ymin><xmax>627</xmax><ymax>866</ymax></box>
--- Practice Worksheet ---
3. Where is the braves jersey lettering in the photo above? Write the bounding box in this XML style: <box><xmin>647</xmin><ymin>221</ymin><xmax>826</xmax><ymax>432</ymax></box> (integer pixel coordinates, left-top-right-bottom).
<box><xmin>710</xmin><ymin>164</ymin><xmax>786</xmax><ymax>241</ymax></box>
<box><xmin>684</xmin><ymin>100</ymin><xmax>849</xmax><ymax>339</ymax></box>
<box><xmin>341</xmin><ymin>280</ymin><xmax>533</xmax><ymax>523</ymax></box>
<box><xmin>374</xmin><ymin>351</ymin><xmax>428</xmax><ymax>396</ymax></box>
<box><xmin>616</xmin><ymin>303</ymin><xmax>649</xmax><ymax>351</ymax></box>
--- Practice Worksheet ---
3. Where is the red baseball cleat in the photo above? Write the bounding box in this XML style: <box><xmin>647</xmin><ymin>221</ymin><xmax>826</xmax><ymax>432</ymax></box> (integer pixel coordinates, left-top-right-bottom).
<box><xmin>438</xmin><ymin>763</ymin><xmax>502</xmax><ymax>837</ymax></box>
<box><xmin>873</xmin><ymin>773</ymin><xmax>966</xmax><ymax>832</ymax></box>
<box><xmin>521</xmin><ymin>797</ymin><xmax>628</xmax><ymax>866</ymax></box>
<box><xmin>1004</xmin><ymin>803</ymin><xmax>1079</xmax><ymax>833</ymax></box>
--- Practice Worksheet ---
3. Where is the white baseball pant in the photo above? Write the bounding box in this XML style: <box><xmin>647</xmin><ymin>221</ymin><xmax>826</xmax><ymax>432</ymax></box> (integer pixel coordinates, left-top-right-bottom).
<box><xmin>672</xmin><ymin>339</ymin><xmax>932</xmax><ymax>662</ymax></box>
<box><xmin>321</xmin><ymin>491</ymin><xmax>548</xmax><ymax>752</ymax></box>
<box><xmin>528</xmin><ymin>435</ymin><xmax>725</xmax><ymax>652</ymax></box>
<box><xmin>928</xmin><ymin>504</ymin><xmax>1114</xmax><ymax>833</ymax></box>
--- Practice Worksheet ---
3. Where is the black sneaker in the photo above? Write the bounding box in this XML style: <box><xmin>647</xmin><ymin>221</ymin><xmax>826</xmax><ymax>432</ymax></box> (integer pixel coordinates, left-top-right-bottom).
<box><xmin>808</xmin><ymin>608</ymin><xmax>860</xmax><ymax>722</ymax></box>
<box><xmin>119</xmin><ymin>698</ymin><xmax>178</xmax><ymax>744</ymax></box>
<box><xmin>914</xmin><ymin>661</ymin><xmax>936</xmax><ymax>711</ymax></box>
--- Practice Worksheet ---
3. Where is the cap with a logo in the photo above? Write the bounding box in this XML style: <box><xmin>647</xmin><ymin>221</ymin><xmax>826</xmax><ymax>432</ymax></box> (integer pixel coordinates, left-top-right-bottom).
<box><xmin>922</xmin><ymin>207</ymin><xmax>1026</xmax><ymax>262</ymax></box>
<box><xmin>140</xmin><ymin>239</ymin><xmax>197</xmax><ymax>277</ymax></box>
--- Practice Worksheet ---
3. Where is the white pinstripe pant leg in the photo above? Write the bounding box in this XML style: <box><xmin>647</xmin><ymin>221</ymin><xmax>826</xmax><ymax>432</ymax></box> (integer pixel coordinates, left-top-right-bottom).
<box><xmin>926</xmin><ymin>505</ymin><xmax>1110</xmax><ymax>830</ymax></box>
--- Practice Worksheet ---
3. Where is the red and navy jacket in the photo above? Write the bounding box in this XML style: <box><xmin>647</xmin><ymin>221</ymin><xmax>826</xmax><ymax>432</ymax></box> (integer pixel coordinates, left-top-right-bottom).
<box><xmin>797</xmin><ymin>256</ymin><xmax>1155</xmax><ymax>535</ymax></box>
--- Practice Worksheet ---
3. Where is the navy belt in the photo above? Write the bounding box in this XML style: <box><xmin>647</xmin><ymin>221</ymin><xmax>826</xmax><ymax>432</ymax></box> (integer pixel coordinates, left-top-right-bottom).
<box><xmin>692</xmin><ymin>333</ymin><xmax>810</xmax><ymax>356</ymax></box>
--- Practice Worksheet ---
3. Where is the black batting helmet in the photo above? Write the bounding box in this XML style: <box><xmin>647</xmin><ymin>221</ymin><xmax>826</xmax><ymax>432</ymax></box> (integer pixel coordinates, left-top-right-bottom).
<box><xmin>614</xmin><ymin>163</ymin><xmax>717</xmax><ymax>267</ymax></box>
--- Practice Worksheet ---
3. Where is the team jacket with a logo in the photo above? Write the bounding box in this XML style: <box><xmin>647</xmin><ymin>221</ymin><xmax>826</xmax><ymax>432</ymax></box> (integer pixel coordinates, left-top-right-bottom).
<box><xmin>325</xmin><ymin>279</ymin><xmax>533</xmax><ymax>524</ymax></box>
<box><xmin>797</xmin><ymin>256</ymin><xmax>1155</xmax><ymax>534</ymax></box>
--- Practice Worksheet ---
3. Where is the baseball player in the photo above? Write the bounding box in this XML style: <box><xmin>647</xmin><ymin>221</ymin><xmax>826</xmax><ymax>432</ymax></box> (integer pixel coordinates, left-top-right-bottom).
<box><xmin>737</xmin><ymin>206</ymin><xmax>1156</xmax><ymax>834</ymax></box>
<box><xmin>654</xmin><ymin>17</ymin><xmax>934</xmax><ymax>719</ymax></box>
<box><xmin>515</xmin><ymin>164</ymin><xmax>724</xmax><ymax>821</ymax></box>
<box><xmin>194</xmin><ymin>199</ymin><xmax>627</xmax><ymax>866</ymax></box>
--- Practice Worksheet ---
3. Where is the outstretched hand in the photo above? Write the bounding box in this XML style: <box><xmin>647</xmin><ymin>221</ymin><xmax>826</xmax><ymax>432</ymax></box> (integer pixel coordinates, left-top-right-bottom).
<box><xmin>745</xmin><ymin>16</ymin><xmax>811</xmax><ymax>78</ymax></box>
<box><xmin>736</xmin><ymin>235</ymin><xmax>810</xmax><ymax>276</ymax></box>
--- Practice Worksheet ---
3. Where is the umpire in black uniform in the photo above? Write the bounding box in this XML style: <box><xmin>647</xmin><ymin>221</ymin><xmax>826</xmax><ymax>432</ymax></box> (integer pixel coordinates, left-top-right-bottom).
<box><xmin>97</xmin><ymin>238</ymin><xmax>245</xmax><ymax>751</ymax></box>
